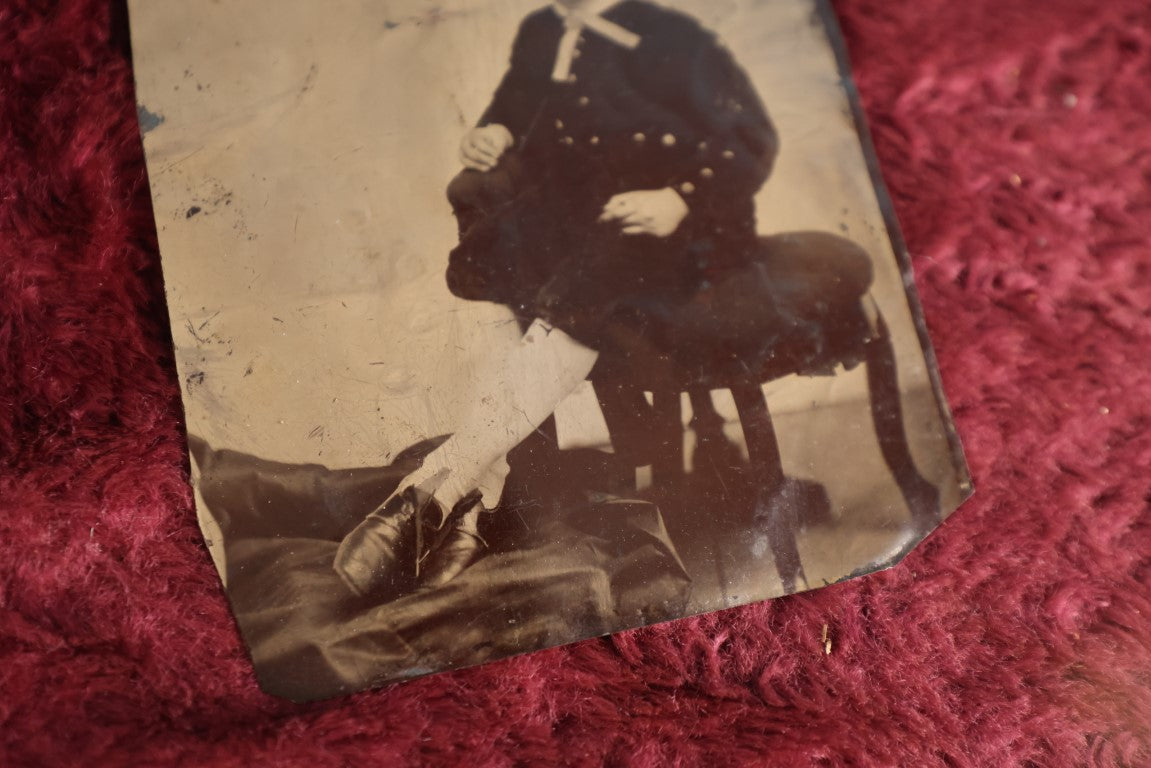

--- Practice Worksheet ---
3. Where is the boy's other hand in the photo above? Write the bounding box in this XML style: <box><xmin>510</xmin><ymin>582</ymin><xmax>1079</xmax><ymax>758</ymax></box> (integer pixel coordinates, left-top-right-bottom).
<box><xmin>599</xmin><ymin>188</ymin><xmax>689</xmax><ymax>237</ymax></box>
<box><xmin>460</xmin><ymin>125</ymin><xmax>514</xmax><ymax>171</ymax></box>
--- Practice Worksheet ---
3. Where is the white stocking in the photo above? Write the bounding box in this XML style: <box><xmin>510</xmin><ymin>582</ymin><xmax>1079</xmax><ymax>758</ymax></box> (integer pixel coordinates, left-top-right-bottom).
<box><xmin>401</xmin><ymin>319</ymin><xmax>599</xmax><ymax>513</ymax></box>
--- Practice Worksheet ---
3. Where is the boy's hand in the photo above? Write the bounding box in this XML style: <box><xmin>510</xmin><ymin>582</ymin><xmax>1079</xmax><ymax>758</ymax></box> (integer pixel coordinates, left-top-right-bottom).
<box><xmin>599</xmin><ymin>188</ymin><xmax>690</xmax><ymax>237</ymax></box>
<box><xmin>460</xmin><ymin>125</ymin><xmax>514</xmax><ymax>171</ymax></box>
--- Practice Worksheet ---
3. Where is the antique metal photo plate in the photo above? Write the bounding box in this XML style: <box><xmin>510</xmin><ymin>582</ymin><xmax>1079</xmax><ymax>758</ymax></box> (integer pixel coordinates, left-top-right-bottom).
<box><xmin>130</xmin><ymin>0</ymin><xmax>971</xmax><ymax>701</ymax></box>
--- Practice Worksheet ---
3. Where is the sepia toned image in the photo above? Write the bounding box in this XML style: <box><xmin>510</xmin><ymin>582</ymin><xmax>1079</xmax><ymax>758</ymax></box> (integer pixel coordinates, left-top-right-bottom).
<box><xmin>129</xmin><ymin>0</ymin><xmax>971</xmax><ymax>701</ymax></box>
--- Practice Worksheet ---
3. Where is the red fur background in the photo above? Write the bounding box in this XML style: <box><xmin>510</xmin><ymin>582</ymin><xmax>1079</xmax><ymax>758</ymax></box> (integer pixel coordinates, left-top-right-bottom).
<box><xmin>2</xmin><ymin>0</ymin><xmax>1150</xmax><ymax>764</ymax></box>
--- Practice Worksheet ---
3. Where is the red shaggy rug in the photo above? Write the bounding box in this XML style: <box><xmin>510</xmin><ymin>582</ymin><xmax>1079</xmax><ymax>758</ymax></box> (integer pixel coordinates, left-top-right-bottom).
<box><xmin>2</xmin><ymin>0</ymin><xmax>1150</xmax><ymax>765</ymax></box>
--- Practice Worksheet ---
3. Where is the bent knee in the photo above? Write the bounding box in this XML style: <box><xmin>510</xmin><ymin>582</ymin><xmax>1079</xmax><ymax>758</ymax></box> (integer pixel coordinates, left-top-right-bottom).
<box><xmin>446</xmin><ymin>156</ymin><xmax>523</xmax><ymax>210</ymax></box>
<box><xmin>446</xmin><ymin>169</ymin><xmax>489</xmax><ymax>208</ymax></box>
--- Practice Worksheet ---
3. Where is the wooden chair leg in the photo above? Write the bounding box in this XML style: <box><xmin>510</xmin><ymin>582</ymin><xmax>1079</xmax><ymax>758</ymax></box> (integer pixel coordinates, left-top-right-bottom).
<box><xmin>595</xmin><ymin>381</ymin><xmax>654</xmax><ymax>473</ymax></box>
<box><xmin>688</xmin><ymin>388</ymin><xmax>744</xmax><ymax>481</ymax></box>
<box><xmin>688</xmin><ymin>388</ymin><xmax>724</xmax><ymax>440</ymax></box>
<box><xmin>651</xmin><ymin>389</ymin><xmax>684</xmax><ymax>489</ymax></box>
<box><xmin>864</xmin><ymin>312</ymin><xmax>942</xmax><ymax>531</ymax></box>
<box><xmin>731</xmin><ymin>385</ymin><xmax>784</xmax><ymax>490</ymax></box>
<box><xmin>731</xmin><ymin>384</ymin><xmax>806</xmax><ymax>594</ymax></box>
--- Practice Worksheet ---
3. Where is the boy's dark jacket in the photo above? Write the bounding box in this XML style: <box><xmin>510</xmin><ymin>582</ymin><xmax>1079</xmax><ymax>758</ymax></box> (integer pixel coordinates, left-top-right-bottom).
<box><xmin>445</xmin><ymin>1</ymin><xmax>870</xmax><ymax>387</ymax></box>
<box><xmin>478</xmin><ymin>0</ymin><xmax>778</xmax><ymax>242</ymax></box>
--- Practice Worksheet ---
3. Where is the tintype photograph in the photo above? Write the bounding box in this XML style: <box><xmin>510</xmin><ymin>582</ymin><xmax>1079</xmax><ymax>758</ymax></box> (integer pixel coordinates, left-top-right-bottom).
<box><xmin>130</xmin><ymin>0</ymin><xmax>971</xmax><ymax>700</ymax></box>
